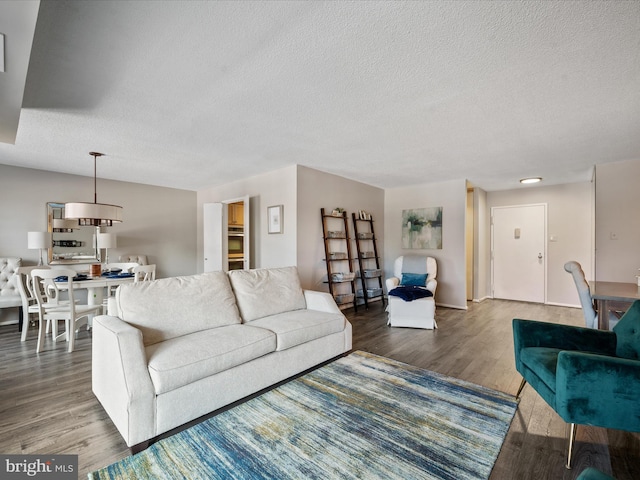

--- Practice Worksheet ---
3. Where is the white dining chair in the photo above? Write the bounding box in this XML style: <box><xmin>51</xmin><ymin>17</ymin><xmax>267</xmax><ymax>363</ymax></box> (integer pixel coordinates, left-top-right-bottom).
<box><xmin>17</xmin><ymin>266</ymin><xmax>78</xmax><ymax>341</ymax></box>
<box><xmin>102</xmin><ymin>262</ymin><xmax>139</xmax><ymax>274</ymax></box>
<box><xmin>31</xmin><ymin>268</ymin><xmax>102</xmax><ymax>353</ymax></box>
<box><xmin>133</xmin><ymin>264</ymin><xmax>156</xmax><ymax>283</ymax></box>
<box><xmin>16</xmin><ymin>266</ymin><xmax>44</xmax><ymax>342</ymax></box>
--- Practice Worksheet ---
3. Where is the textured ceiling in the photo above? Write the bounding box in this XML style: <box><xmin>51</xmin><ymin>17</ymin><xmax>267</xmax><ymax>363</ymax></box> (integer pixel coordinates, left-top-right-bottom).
<box><xmin>1</xmin><ymin>0</ymin><xmax>639</xmax><ymax>192</ymax></box>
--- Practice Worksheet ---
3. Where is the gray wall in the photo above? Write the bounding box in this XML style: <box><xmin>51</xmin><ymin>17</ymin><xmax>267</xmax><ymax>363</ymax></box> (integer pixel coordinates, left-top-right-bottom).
<box><xmin>0</xmin><ymin>164</ymin><xmax>197</xmax><ymax>275</ymax></box>
<box><xmin>296</xmin><ymin>166</ymin><xmax>385</xmax><ymax>291</ymax></box>
<box><xmin>595</xmin><ymin>159</ymin><xmax>640</xmax><ymax>282</ymax></box>
<box><xmin>384</xmin><ymin>179</ymin><xmax>468</xmax><ymax>310</ymax></box>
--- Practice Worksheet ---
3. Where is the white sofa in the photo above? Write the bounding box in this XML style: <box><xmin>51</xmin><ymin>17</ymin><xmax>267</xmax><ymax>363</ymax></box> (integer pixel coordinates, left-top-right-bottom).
<box><xmin>0</xmin><ymin>257</ymin><xmax>22</xmax><ymax>325</ymax></box>
<box><xmin>92</xmin><ymin>266</ymin><xmax>352</xmax><ymax>449</ymax></box>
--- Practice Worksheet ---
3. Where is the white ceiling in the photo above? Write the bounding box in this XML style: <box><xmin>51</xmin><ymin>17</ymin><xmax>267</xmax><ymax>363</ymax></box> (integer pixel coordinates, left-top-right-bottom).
<box><xmin>1</xmin><ymin>0</ymin><xmax>639</xmax><ymax>192</ymax></box>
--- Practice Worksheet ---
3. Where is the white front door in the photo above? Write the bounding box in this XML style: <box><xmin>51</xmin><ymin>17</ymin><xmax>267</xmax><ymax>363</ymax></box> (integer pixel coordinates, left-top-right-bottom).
<box><xmin>491</xmin><ymin>204</ymin><xmax>546</xmax><ymax>303</ymax></box>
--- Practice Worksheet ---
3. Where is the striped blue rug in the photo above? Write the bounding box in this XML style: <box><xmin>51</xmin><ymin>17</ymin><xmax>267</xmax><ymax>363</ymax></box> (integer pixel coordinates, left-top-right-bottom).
<box><xmin>90</xmin><ymin>351</ymin><xmax>517</xmax><ymax>480</ymax></box>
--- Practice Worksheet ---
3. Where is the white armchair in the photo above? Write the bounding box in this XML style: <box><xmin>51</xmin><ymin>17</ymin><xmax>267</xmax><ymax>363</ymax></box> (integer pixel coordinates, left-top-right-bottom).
<box><xmin>385</xmin><ymin>255</ymin><xmax>438</xmax><ymax>329</ymax></box>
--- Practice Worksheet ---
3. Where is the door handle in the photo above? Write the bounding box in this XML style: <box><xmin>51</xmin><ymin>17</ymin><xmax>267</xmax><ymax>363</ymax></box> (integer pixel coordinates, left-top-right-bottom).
<box><xmin>538</xmin><ymin>253</ymin><xmax>543</xmax><ymax>260</ymax></box>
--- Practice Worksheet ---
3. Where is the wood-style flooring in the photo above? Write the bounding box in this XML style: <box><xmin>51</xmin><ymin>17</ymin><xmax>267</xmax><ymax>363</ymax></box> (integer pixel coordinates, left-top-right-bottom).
<box><xmin>0</xmin><ymin>299</ymin><xmax>638</xmax><ymax>479</ymax></box>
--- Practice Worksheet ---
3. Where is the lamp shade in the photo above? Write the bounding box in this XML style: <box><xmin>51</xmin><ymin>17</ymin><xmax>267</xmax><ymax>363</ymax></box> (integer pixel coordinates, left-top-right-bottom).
<box><xmin>97</xmin><ymin>232</ymin><xmax>117</xmax><ymax>249</ymax></box>
<box><xmin>65</xmin><ymin>202</ymin><xmax>123</xmax><ymax>227</ymax></box>
<box><xmin>27</xmin><ymin>231</ymin><xmax>51</xmax><ymax>249</ymax></box>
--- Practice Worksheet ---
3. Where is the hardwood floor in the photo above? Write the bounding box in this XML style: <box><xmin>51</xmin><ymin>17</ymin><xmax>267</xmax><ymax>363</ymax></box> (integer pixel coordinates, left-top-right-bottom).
<box><xmin>0</xmin><ymin>299</ymin><xmax>638</xmax><ymax>479</ymax></box>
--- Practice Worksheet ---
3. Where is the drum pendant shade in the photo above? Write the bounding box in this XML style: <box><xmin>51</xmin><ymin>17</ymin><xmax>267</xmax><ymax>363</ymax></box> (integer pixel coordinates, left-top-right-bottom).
<box><xmin>64</xmin><ymin>152</ymin><xmax>123</xmax><ymax>227</ymax></box>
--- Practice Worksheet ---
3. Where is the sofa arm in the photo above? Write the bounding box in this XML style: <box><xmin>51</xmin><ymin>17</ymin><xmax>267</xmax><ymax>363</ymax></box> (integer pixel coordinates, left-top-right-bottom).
<box><xmin>92</xmin><ymin>315</ymin><xmax>156</xmax><ymax>447</ymax></box>
<box><xmin>513</xmin><ymin>319</ymin><xmax>616</xmax><ymax>354</ymax></box>
<box><xmin>513</xmin><ymin>319</ymin><xmax>616</xmax><ymax>375</ymax></box>
<box><xmin>304</xmin><ymin>290</ymin><xmax>342</xmax><ymax>314</ymax></box>
<box><xmin>556</xmin><ymin>351</ymin><xmax>640</xmax><ymax>432</ymax></box>
<box><xmin>426</xmin><ymin>278</ymin><xmax>437</xmax><ymax>294</ymax></box>
<box><xmin>385</xmin><ymin>277</ymin><xmax>399</xmax><ymax>291</ymax></box>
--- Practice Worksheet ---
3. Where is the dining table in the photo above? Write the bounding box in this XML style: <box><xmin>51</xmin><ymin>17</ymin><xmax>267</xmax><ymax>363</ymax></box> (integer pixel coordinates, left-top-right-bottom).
<box><xmin>55</xmin><ymin>274</ymin><xmax>135</xmax><ymax>321</ymax></box>
<box><xmin>589</xmin><ymin>280</ymin><xmax>640</xmax><ymax>330</ymax></box>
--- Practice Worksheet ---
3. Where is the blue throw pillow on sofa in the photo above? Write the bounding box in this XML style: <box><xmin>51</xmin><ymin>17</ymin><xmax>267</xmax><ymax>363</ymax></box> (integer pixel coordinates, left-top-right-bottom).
<box><xmin>400</xmin><ymin>273</ymin><xmax>427</xmax><ymax>287</ymax></box>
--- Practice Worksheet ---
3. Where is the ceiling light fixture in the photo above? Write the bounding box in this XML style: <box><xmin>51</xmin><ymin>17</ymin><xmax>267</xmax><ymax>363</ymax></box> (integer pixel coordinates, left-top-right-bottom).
<box><xmin>520</xmin><ymin>177</ymin><xmax>542</xmax><ymax>184</ymax></box>
<box><xmin>65</xmin><ymin>152</ymin><xmax>123</xmax><ymax>226</ymax></box>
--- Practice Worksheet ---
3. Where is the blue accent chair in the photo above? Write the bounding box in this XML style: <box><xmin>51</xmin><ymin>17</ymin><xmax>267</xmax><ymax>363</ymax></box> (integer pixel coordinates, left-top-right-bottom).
<box><xmin>513</xmin><ymin>300</ymin><xmax>640</xmax><ymax>469</ymax></box>
<box><xmin>576</xmin><ymin>468</ymin><xmax>616</xmax><ymax>480</ymax></box>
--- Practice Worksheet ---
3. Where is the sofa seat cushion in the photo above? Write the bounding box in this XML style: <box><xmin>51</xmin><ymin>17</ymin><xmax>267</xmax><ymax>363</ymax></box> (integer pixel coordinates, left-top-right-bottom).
<box><xmin>146</xmin><ymin>324</ymin><xmax>276</xmax><ymax>394</ymax></box>
<box><xmin>249</xmin><ymin>309</ymin><xmax>346</xmax><ymax>351</ymax></box>
<box><xmin>0</xmin><ymin>295</ymin><xmax>21</xmax><ymax>308</ymax></box>
<box><xmin>520</xmin><ymin>347</ymin><xmax>561</xmax><ymax>394</ymax></box>
<box><xmin>228</xmin><ymin>266</ymin><xmax>306</xmax><ymax>322</ymax></box>
<box><xmin>116</xmin><ymin>271</ymin><xmax>242</xmax><ymax>346</ymax></box>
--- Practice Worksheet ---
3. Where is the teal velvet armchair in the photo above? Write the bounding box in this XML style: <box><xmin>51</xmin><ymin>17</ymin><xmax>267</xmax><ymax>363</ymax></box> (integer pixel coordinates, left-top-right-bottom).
<box><xmin>513</xmin><ymin>300</ymin><xmax>640</xmax><ymax>469</ymax></box>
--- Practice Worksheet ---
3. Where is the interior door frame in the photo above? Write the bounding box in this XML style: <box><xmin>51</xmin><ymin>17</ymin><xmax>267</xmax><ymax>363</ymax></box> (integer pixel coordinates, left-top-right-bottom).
<box><xmin>490</xmin><ymin>203</ymin><xmax>547</xmax><ymax>304</ymax></box>
<box><xmin>223</xmin><ymin>195</ymin><xmax>250</xmax><ymax>270</ymax></box>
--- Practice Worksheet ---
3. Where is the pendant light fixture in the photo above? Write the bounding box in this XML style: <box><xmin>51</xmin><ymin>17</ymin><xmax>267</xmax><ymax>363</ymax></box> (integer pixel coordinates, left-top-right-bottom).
<box><xmin>65</xmin><ymin>152</ymin><xmax>123</xmax><ymax>226</ymax></box>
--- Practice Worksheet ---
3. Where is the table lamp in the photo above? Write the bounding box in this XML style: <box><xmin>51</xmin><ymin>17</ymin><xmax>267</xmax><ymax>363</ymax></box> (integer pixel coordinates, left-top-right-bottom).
<box><xmin>28</xmin><ymin>231</ymin><xmax>52</xmax><ymax>266</ymax></box>
<box><xmin>97</xmin><ymin>233</ymin><xmax>117</xmax><ymax>263</ymax></box>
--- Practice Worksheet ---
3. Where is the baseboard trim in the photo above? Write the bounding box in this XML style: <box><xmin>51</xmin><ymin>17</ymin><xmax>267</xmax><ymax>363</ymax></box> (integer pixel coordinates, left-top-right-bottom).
<box><xmin>437</xmin><ymin>303</ymin><xmax>468</xmax><ymax>310</ymax></box>
<box><xmin>546</xmin><ymin>302</ymin><xmax>580</xmax><ymax>309</ymax></box>
<box><xmin>472</xmin><ymin>296</ymin><xmax>492</xmax><ymax>303</ymax></box>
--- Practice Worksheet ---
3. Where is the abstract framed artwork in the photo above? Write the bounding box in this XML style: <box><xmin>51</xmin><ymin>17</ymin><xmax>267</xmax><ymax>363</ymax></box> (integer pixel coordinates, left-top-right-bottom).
<box><xmin>402</xmin><ymin>207</ymin><xmax>442</xmax><ymax>249</ymax></box>
<box><xmin>267</xmin><ymin>205</ymin><xmax>283</xmax><ymax>234</ymax></box>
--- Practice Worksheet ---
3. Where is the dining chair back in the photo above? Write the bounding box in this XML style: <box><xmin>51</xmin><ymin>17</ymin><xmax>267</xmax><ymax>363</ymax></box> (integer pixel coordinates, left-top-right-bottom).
<box><xmin>31</xmin><ymin>268</ymin><xmax>102</xmax><ymax>353</ymax></box>
<box><xmin>103</xmin><ymin>262</ymin><xmax>139</xmax><ymax>274</ymax></box>
<box><xmin>133</xmin><ymin>264</ymin><xmax>156</xmax><ymax>283</ymax></box>
<box><xmin>16</xmin><ymin>266</ymin><xmax>46</xmax><ymax>342</ymax></box>
<box><xmin>564</xmin><ymin>261</ymin><xmax>597</xmax><ymax>329</ymax></box>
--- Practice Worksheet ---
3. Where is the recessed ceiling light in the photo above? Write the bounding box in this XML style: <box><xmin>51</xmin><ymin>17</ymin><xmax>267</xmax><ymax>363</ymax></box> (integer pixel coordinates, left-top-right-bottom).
<box><xmin>520</xmin><ymin>177</ymin><xmax>542</xmax><ymax>184</ymax></box>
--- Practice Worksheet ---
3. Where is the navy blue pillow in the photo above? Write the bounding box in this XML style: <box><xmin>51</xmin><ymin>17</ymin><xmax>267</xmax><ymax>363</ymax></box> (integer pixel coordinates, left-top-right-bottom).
<box><xmin>400</xmin><ymin>273</ymin><xmax>427</xmax><ymax>287</ymax></box>
<box><xmin>389</xmin><ymin>286</ymin><xmax>433</xmax><ymax>301</ymax></box>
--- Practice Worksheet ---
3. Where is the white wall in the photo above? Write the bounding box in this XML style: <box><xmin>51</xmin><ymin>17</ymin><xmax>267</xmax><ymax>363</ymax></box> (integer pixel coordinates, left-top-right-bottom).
<box><xmin>384</xmin><ymin>179</ymin><xmax>468</xmax><ymax>310</ymax></box>
<box><xmin>196</xmin><ymin>165</ymin><xmax>385</xmax><ymax>292</ymax></box>
<box><xmin>0</xmin><ymin>164</ymin><xmax>197</xmax><ymax>322</ymax></box>
<box><xmin>196</xmin><ymin>165</ymin><xmax>298</xmax><ymax>273</ymax></box>
<box><xmin>0</xmin><ymin>164</ymin><xmax>196</xmax><ymax>275</ymax></box>
<box><xmin>595</xmin><ymin>159</ymin><xmax>640</xmax><ymax>282</ymax></box>
<box><xmin>487</xmin><ymin>181</ymin><xmax>594</xmax><ymax>307</ymax></box>
<box><xmin>296</xmin><ymin>166</ymin><xmax>385</xmax><ymax>291</ymax></box>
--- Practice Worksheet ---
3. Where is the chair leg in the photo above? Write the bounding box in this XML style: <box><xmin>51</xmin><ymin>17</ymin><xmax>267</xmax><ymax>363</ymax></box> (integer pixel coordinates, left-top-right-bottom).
<box><xmin>36</xmin><ymin>316</ymin><xmax>46</xmax><ymax>353</ymax></box>
<box><xmin>515</xmin><ymin>378</ymin><xmax>527</xmax><ymax>399</ymax></box>
<box><xmin>566</xmin><ymin>423</ymin><xmax>577</xmax><ymax>469</ymax></box>
<box><xmin>67</xmin><ymin>318</ymin><xmax>75</xmax><ymax>353</ymax></box>
<box><xmin>20</xmin><ymin>310</ymin><xmax>30</xmax><ymax>342</ymax></box>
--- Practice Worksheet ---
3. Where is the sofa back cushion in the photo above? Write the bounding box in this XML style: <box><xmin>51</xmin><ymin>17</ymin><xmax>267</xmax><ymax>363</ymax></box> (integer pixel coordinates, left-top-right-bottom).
<box><xmin>228</xmin><ymin>266</ymin><xmax>306</xmax><ymax>322</ymax></box>
<box><xmin>614</xmin><ymin>299</ymin><xmax>640</xmax><ymax>360</ymax></box>
<box><xmin>115</xmin><ymin>271</ymin><xmax>241</xmax><ymax>346</ymax></box>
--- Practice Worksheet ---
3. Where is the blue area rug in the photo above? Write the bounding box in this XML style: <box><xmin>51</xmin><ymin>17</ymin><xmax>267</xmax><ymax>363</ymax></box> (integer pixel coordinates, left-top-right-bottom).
<box><xmin>90</xmin><ymin>351</ymin><xmax>517</xmax><ymax>480</ymax></box>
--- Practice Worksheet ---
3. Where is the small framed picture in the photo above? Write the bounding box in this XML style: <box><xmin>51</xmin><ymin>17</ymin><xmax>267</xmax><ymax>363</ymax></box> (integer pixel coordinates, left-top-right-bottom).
<box><xmin>268</xmin><ymin>205</ymin><xmax>283</xmax><ymax>234</ymax></box>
